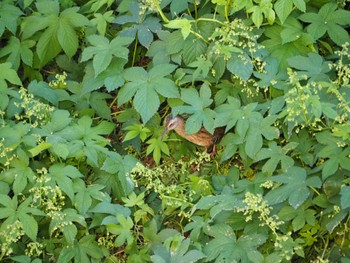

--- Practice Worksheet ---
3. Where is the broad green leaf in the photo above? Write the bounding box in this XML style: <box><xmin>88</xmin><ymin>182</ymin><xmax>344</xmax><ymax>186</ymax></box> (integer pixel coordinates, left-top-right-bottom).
<box><xmin>265</xmin><ymin>166</ymin><xmax>322</xmax><ymax>208</ymax></box>
<box><xmin>256</xmin><ymin>141</ymin><xmax>295</xmax><ymax>174</ymax></box>
<box><xmin>299</xmin><ymin>3</ymin><xmax>350</xmax><ymax>45</ymax></box>
<box><xmin>173</xmin><ymin>84</ymin><xmax>215</xmax><ymax>134</ymax></box>
<box><xmin>165</xmin><ymin>18</ymin><xmax>193</xmax><ymax>39</ymax></box>
<box><xmin>0</xmin><ymin>37</ymin><xmax>35</xmax><ymax>69</ymax></box>
<box><xmin>146</xmin><ymin>137</ymin><xmax>170</xmax><ymax>164</ymax></box>
<box><xmin>91</xmin><ymin>11</ymin><xmax>115</xmax><ymax>36</ymax></box>
<box><xmin>227</xmin><ymin>52</ymin><xmax>253</xmax><ymax>81</ymax></box>
<box><xmin>204</xmin><ymin>224</ymin><xmax>266</xmax><ymax>262</ymax></box>
<box><xmin>113</xmin><ymin>2</ymin><xmax>161</xmax><ymax>47</ymax></box>
<box><xmin>0</xmin><ymin>3</ymin><xmax>22</xmax><ymax>36</ymax></box>
<box><xmin>0</xmin><ymin>62</ymin><xmax>22</xmax><ymax>90</ymax></box>
<box><xmin>118</xmin><ymin>64</ymin><xmax>179</xmax><ymax>123</ymax></box>
<box><xmin>288</xmin><ymin>53</ymin><xmax>331</xmax><ymax>82</ymax></box>
<box><xmin>21</xmin><ymin>3</ymin><xmax>90</xmax><ymax>66</ymax></box>
<box><xmin>262</xmin><ymin>24</ymin><xmax>312</xmax><ymax>70</ymax></box>
<box><xmin>340</xmin><ymin>186</ymin><xmax>350</xmax><ymax>209</ymax></box>
<box><xmin>81</xmin><ymin>35</ymin><xmax>133</xmax><ymax>76</ymax></box>
<box><xmin>274</xmin><ymin>0</ymin><xmax>293</xmax><ymax>24</ymax></box>
<box><xmin>183</xmin><ymin>36</ymin><xmax>207</xmax><ymax>65</ymax></box>
<box><xmin>107</xmin><ymin>214</ymin><xmax>134</xmax><ymax>247</ymax></box>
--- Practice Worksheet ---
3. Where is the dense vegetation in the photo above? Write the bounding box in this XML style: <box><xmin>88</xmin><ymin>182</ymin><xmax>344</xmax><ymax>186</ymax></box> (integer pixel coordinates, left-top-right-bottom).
<box><xmin>0</xmin><ymin>0</ymin><xmax>350</xmax><ymax>262</ymax></box>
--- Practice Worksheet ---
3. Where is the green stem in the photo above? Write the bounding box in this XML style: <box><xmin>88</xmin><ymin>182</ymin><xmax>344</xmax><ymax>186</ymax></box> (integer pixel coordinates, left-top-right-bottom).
<box><xmin>156</xmin><ymin>4</ymin><xmax>169</xmax><ymax>23</ymax></box>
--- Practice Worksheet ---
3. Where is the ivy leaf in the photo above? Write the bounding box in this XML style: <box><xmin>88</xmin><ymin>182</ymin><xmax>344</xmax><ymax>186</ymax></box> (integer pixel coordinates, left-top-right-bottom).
<box><xmin>278</xmin><ymin>204</ymin><xmax>316</xmax><ymax>231</ymax></box>
<box><xmin>0</xmin><ymin>2</ymin><xmax>22</xmax><ymax>36</ymax></box>
<box><xmin>299</xmin><ymin>2</ymin><xmax>350</xmax><ymax>45</ymax></box>
<box><xmin>81</xmin><ymin>35</ymin><xmax>133</xmax><ymax>76</ymax></box>
<box><xmin>21</xmin><ymin>1</ymin><xmax>90</xmax><ymax>67</ymax></box>
<box><xmin>264</xmin><ymin>166</ymin><xmax>322</xmax><ymax>208</ymax></box>
<box><xmin>0</xmin><ymin>36</ymin><xmax>35</xmax><ymax>69</ymax></box>
<box><xmin>173</xmin><ymin>84</ymin><xmax>215</xmax><ymax>134</ymax></box>
<box><xmin>280</xmin><ymin>17</ymin><xmax>311</xmax><ymax>44</ymax></box>
<box><xmin>118</xmin><ymin>64</ymin><xmax>179</xmax><ymax>123</ymax></box>
<box><xmin>0</xmin><ymin>62</ymin><xmax>22</xmax><ymax>89</ymax></box>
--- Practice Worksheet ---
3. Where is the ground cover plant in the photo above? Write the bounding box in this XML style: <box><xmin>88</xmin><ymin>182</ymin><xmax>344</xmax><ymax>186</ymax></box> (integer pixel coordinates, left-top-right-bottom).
<box><xmin>0</xmin><ymin>0</ymin><xmax>350</xmax><ymax>262</ymax></box>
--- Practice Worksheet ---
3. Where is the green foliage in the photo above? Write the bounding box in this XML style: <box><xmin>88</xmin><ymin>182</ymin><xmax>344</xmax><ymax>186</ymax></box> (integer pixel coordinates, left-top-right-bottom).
<box><xmin>1</xmin><ymin>0</ymin><xmax>350</xmax><ymax>262</ymax></box>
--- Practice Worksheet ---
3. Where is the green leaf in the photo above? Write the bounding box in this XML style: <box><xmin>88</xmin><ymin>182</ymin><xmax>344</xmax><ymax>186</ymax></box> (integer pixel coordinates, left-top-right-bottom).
<box><xmin>227</xmin><ymin>52</ymin><xmax>253</xmax><ymax>81</ymax></box>
<box><xmin>0</xmin><ymin>37</ymin><xmax>35</xmax><ymax>69</ymax></box>
<box><xmin>118</xmin><ymin>64</ymin><xmax>179</xmax><ymax>123</ymax></box>
<box><xmin>299</xmin><ymin>3</ymin><xmax>350</xmax><ymax>45</ymax></box>
<box><xmin>165</xmin><ymin>18</ymin><xmax>193</xmax><ymax>39</ymax></box>
<box><xmin>81</xmin><ymin>35</ymin><xmax>133</xmax><ymax>76</ymax></box>
<box><xmin>274</xmin><ymin>0</ymin><xmax>293</xmax><ymax>24</ymax></box>
<box><xmin>146</xmin><ymin>137</ymin><xmax>169</xmax><ymax>164</ymax></box>
<box><xmin>288</xmin><ymin>52</ymin><xmax>331</xmax><ymax>82</ymax></box>
<box><xmin>262</xmin><ymin>24</ymin><xmax>312</xmax><ymax>70</ymax></box>
<box><xmin>173</xmin><ymin>84</ymin><xmax>215</xmax><ymax>134</ymax></box>
<box><xmin>91</xmin><ymin>11</ymin><xmax>115</xmax><ymax>36</ymax></box>
<box><xmin>183</xmin><ymin>36</ymin><xmax>207</xmax><ymax>65</ymax></box>
<box><xmin>21</xmin><ymin>2</ymin><xmax>90</xmax><ymax>67</ymax></box>
<box><xmin>340</xmin><ymin>186</ymin><xmax>350</xmax><ymax>209</ymax></box>
<box><xmin>107</xmin><ymin>214</ymin><xmax>134</xmax><ymax>247</ymax></box>
<box><xmin>0</xmin><ymin>3</ymin><xmax>22</xmax><ymax>36</ymax></box>
<box><xmin>204</xmin><ymin>224</ymin><xmax>266</xmax><ymax>262</ymax></box>
<box><xmin>0</xmin><ymin>62</ymin><xmax>22</xmax><ymax>90</ymax></box>
<box><xmin>265</xmin><ymin>166</ymin><xmax>322</xmax><ymax>208</ymax></box>
<box><xmin>123</xmin><ymin>123</ymin><xmax>151</xmax><ymax>142</ymax></box>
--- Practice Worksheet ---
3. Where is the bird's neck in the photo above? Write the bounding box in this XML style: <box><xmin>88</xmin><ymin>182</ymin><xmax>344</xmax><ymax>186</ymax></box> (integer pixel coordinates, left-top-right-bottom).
<box><xmin>174</xmin><ymin>117</ymin><xmax>187</xmax><ymax>137</ymax></box>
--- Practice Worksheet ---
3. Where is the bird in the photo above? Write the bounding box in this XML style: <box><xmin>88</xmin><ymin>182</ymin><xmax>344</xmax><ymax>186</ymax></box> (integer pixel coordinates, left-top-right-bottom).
<box><xmin>161</xmin><ymin>115</ymin><xmax>224</xmax><ymax>157</ymax></box>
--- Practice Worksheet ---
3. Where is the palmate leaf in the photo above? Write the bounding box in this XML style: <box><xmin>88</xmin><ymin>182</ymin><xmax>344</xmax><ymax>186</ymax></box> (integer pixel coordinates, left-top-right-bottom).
<box><xmin>274</xmin><ymin>0</ymin><xmax>305</xmax><ymax>24</ymax></box>
<box><xmin>264</xmin><ymin>166</ymin><xmax>322</xmax><ymax>208</ymax></box>
<box><xmin>21</xmin><ymin>0</ymin><xmax>90</xmax><ymax>67</ymax></box>
<box><xmin>262</xmin><ymin>24</ymin><xmax>312</xmax><ymax>70</ymax></box>
<box><xmin>81</xmin><ymin>35</ymin><xmax>133</xmax><ymax>76</ymax></box>
<box><xmin>113</xmin><ymin>2</ymin><xmax>161</xmax><ymax>48</ymax></box>
<box><xmin>57</xmin><ymin>235</ymin><xmax>104</xmax><ymax>263</ymax></box>
<box><xmin>255</xmin><ymin>141</ymin><xmax>296</xmax><ymax>174</ymax></box>
<box><xmin>215</xmin><ymin>97</ymin><xmax>279</xmax><ymax>158</ymax></box>
<box><xmin>299</xmin><ymin>2</ymin><xmax>350</xmax><ymax>45</ymax></box>
<box><xmin>173</xmin><ymin>84</ymin><xmax>215</xmax><ymax>134</ymax></box>
<box><xmin>151</xmin><ymin>238</ymin><xmax>205</xmax><ymax>263</ymax></box>
<box><xmin>0</xmin><ymin>36</ymin><xmax>35</xmax><ymax>69</ymax></box>
<box><xmin>204</xmin><ymin>224</ymin><xmax>266</xmax><ymax>262</ymax></box>
<box><xmin>118</xmin><ymin>64</ymin><xmax>179</xmax><ymax>123</ymax></box>
<box><xmin>288</xmin><ymin>52</ymin><xmax>331</xmax><ymax>82</ymax></box>
<box><xmin>0</xmin><ymin>2</ymin><xmax>22</xmax><ymax>36</ymax></box>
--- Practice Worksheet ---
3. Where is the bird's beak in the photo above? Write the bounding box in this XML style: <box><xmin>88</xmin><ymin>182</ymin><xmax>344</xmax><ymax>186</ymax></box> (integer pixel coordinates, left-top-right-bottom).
<box><xmin>161</xmin><ymin>127</ymin><xmax>168</xmax><ymax>140</ymax></box>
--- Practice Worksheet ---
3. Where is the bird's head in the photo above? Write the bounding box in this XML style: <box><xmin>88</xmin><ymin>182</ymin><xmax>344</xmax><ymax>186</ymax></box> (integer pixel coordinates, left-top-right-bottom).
<box><xmin>161</xmin><ymin>115</ymin><xmax>182</xmax><ymax>139</ymax></box>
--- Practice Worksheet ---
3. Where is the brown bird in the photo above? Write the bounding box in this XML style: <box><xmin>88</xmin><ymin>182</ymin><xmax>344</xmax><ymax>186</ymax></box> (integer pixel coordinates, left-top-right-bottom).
<box><xmin>162</xmin><ymin>115</ymin><xmax>224</xmax><ymax>157</ymax></box>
